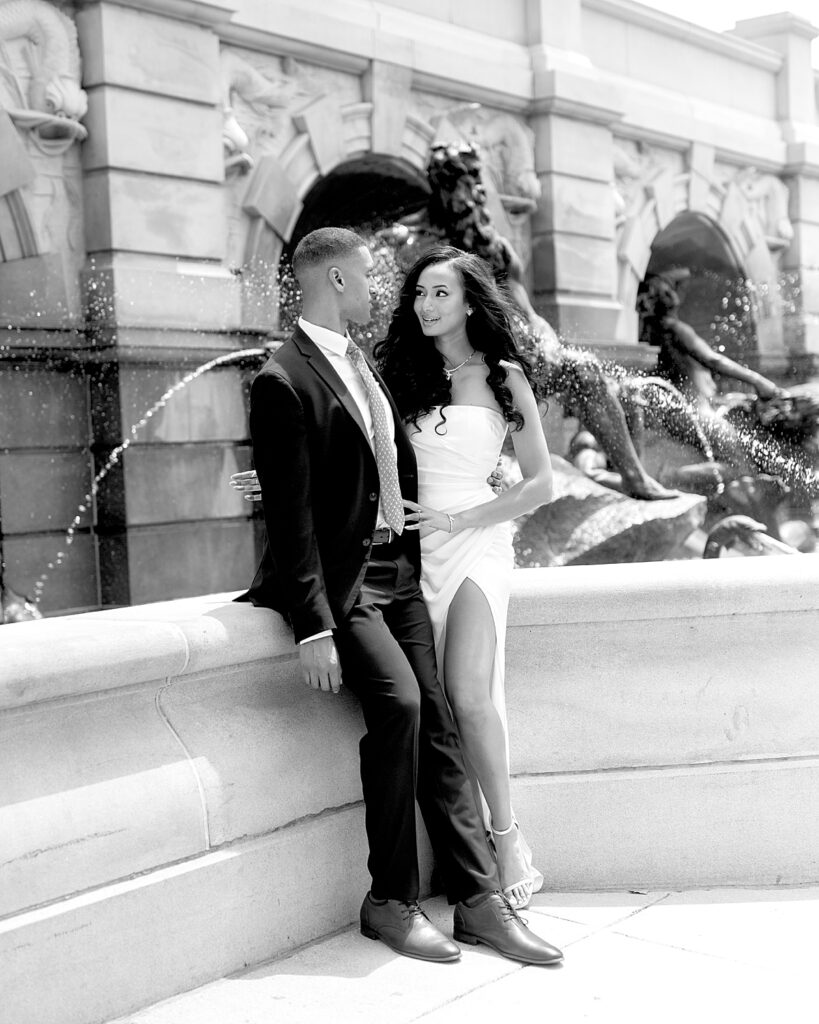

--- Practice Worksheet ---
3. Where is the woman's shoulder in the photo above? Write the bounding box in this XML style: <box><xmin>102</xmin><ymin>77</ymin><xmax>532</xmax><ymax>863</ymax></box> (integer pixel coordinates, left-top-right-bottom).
<box><xmin>499</xmin><ymin>360</ymin><xmax>530</xmax><ymax>392</ymax></box>
<box><xmin>499</xmin><ymin>359</ymin><xmax>526</xmax><ymax>378</ymax></box>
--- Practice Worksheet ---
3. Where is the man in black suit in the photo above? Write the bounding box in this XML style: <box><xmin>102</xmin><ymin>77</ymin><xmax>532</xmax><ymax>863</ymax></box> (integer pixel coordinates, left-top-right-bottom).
<box><xmin>242</xmin><ymin>227</ymin><xmax>562</xmax><ymax>966</ymax></box>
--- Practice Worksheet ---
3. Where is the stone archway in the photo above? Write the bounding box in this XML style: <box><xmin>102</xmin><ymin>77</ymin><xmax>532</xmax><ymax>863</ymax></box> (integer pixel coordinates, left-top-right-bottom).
<box><xmin>273</xmin><ymin>153</ymin><xmax>430</xmax><ymax>344</ymax></box>
<box><xmin>644</xmin><ymin>211</ymin><xmax>756</xmax><ymax>363</ymax></box>
<box><xmin>615</xmin><ymin>150</ymin><xmax>789</xmax><ymax>367</ymax></box>
<box><xmin>285</xmin><ymin>152</ymin><xmax>430</xmax><ymax>246</ymax></box>
<box><xmin>237</xmin><ymin>92</ymin><xmax>436</xmax><ymax>331</ymax></box>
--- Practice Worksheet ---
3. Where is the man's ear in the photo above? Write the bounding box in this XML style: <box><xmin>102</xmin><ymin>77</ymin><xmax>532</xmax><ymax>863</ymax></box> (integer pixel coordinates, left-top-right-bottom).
<box><xmin>328</xmin><ymin>266</ymin><xmax>344</xmax><ymax>292</ymax></box>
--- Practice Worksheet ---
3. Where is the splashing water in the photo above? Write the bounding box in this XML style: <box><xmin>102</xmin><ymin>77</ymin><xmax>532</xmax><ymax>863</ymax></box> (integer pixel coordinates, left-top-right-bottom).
<box><xmin>630</xmin><ymin>375</ymin><xmax>727</xmax><ymax>495</ymax></box>
<box><xmin>608</xmin><ymin>365</ymin><xmax>819</xmax><ymax>499</ymax></box>
<box><xmin>699</xmin><ymin>413</ymin><xmax>819</xmax><ymax>496</ymax></box>
<box><xmin>31</xmin><ymin>347</ymin><xmax>267</xmax><ymax>604</ymax></box>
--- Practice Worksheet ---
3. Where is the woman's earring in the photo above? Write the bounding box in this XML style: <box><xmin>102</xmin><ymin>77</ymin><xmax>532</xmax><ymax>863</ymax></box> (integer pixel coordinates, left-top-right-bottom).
<box><xmin>467</xmin><ymin>308</ymin><xmax>473</xmax><ymax>316</ymax></box>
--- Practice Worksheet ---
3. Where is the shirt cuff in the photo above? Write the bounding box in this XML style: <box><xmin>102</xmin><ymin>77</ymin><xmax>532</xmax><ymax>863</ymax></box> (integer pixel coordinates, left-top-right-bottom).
<box><xmin>299</xmin><ymin>630</ymin><xmax>333</xmax><ymax>644</ymax></box>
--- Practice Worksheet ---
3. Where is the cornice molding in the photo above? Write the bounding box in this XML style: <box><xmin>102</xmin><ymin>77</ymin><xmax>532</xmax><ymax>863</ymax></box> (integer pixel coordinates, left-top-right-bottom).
<box><xmin>74</xmin><ymin>0</ymin><xmax>238</xmax><ymax>29</ymax></box>
<box><xmin>732</xmin><ymin>13</ymin><xmax>819</xmax><ymax>43</ymax></box>
<box><xmin>583</xmin><ymin>0</ymin><xmax>784</xmax><ymax>72</ymax></box>
<box><xmin>217</xmin><ymin>21</ymin><xmax>369</xmax><ymax>74</ymax></box>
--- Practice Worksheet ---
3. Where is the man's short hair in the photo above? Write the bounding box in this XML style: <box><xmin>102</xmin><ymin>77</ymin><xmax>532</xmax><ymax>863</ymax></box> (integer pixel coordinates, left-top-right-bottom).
<box><xmin>291</xmin><ymin>227</ymin><xmax>367</xmax><ymax>281</ymax></box>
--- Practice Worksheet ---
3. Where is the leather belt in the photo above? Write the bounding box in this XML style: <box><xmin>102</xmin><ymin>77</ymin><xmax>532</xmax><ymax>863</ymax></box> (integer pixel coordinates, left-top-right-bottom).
<box><xmin>372</xmin><ymin>526</ymin><xmax>394</xmax><ymax>545</ymax></box>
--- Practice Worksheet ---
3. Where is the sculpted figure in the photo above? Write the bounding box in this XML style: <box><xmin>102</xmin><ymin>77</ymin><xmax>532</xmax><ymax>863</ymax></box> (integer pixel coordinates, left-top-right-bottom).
<box><xmin>0</xmin><ymin>575</ymin><xmax>41</xmax><ymax>623</ymax></box>
<box><xmin>477</xmin><ymin>112</ymin><xmax>541</xmax><ymax>210</ymax></box>
<box><xmin>0</xmin><ymin>0</ymin><xmax>87</xmax><ymax>145</ymax></box>
<box><xmin>632</xmin><ymin>270</ymin><xmax>819</xmax><ymax>535</ymax></box>
<box><xmin>414</xmin><ymin>143</ymin><xmax>676</xmax><ymax>501</ymax></box>
<box><xmin>734</xmin><ymin>167</ymin><xmax>794</xmax><ymax>247</ymax></box>
<box><xmin>220</xmin><ymin>51</ymin><xmax>299</xmax><ymax>173</ymax></box>
<box><xmin>636</xmin><ymin>270</ymin><xmax>787</xmax><ymax>473</ymax></box>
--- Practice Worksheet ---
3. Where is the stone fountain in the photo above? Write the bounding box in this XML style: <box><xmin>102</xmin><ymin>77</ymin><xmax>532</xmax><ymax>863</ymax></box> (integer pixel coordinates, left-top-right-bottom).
<box><xmin>3</xmin><ymin>6</ymin><xmax>819</xmax><ymax>1024</ymax></box>
<box><xmin>2</xmin><ymin>0</ymin><xmax>819</xmax><ymax>619</ymax></box>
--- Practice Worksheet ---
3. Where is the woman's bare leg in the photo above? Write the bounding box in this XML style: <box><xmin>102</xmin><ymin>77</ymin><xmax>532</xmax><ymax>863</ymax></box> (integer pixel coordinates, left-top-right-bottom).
<box><xmin>443</xmin><ymin>578</ymin><xmax>531</xmax><ymax>907</ymax></box>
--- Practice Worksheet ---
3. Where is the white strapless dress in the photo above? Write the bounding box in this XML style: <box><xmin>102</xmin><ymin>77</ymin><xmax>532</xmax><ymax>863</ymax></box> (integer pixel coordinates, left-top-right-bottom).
<box><xmin>410</xmin><ymin>403</ymin><xmax>542</xmax><ymax>893</ymax></box>
<box><xmin>410</xmin><ymin>404</ymin><xmax>514</xmax><ymax>740</ymax></box>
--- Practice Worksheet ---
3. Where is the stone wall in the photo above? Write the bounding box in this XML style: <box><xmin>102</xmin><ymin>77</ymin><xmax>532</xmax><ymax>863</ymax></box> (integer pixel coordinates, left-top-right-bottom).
<box><xmin>2</xmin><ymin>557</ymin><xmax>819</xmax><ymax>1023</ymax></box>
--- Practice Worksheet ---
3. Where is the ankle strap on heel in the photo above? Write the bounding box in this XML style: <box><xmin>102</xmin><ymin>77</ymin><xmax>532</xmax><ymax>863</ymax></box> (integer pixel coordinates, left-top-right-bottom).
<box><xmin>490</xmin><ymin>821</ymin><xmax>516</xmax><ymax>837</ymax></box>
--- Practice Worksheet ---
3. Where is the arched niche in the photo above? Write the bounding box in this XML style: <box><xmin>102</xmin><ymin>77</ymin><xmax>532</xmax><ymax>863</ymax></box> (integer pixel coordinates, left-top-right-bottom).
<box><xmin>287</xmin><ymin>153</ymin><xmax>430</xmax><ymax>247</ymax></box>
<box><xmin>644</xmin><ymin>212</ymin><xmax>757</xmax><ymax>363</ymax></box>
<box><xmin>616</xmin><ymin>155</ymin><xmax>787</xmax><ymax>366</ymax></box>
<box><xmin>237</xmin><ymin>91</ymin><xmax>435</xmax><ymax>332</ymax></box>
<box><xmin>274</xmin><ymin>153</ymin><xmax>431</xmax><ymax>342</ymax></box>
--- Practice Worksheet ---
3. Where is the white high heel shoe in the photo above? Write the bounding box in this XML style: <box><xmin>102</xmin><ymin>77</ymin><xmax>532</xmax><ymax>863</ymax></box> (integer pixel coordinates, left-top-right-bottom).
<box><xmin>490</xmin><ymin>820</ymin><xmax>534</xmax><ymax>910</ymax></box>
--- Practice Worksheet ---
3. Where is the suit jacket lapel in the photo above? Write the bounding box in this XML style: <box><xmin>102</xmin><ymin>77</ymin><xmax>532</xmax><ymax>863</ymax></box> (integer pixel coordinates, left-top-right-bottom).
<box><xmin>291</xmin><ymin>326</ymin><xmax>370</xmax><ymax>445</ymax></box>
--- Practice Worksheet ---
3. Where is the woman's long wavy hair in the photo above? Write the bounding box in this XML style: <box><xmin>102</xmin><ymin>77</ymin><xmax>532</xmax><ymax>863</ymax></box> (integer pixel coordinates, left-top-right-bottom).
<box><xmin>373</xmin><ymin>246</ymin><xmax>542</xmax><ymax>432</ymax></box>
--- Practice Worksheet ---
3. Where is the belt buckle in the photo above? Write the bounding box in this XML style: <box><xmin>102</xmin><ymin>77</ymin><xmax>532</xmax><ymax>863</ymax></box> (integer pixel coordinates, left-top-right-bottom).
<box><xmin>372</xmin><ymin>527</ymin><xmax>393</xmax><ymax>545</ymax></box>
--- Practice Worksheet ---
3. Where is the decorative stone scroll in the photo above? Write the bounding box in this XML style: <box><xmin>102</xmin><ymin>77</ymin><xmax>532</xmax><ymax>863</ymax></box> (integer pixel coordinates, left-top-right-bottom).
<box><xmin>476</xmin><ymin>111</ymin><xmax>541</xmax><ymax>213</ymax></box>
<box><xmin>220</xmin><ymin>50</ymin><xmax>300</xmax><ymax>176</ymax></box>
<box><xmin>733</xmin><ymin>167</ymin><xmax>794</xmax><ymax>253</ymax></box>
<box><xmin>0</xmin><ymin>0</ymin><xmax>87</xmax><ymax>153</ymax></box>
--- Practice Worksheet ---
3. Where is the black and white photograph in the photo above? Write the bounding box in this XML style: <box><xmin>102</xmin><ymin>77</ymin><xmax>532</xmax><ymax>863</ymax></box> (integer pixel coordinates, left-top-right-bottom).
<box><xmin>2</xmin><ymin>1</ymin><xmax>818</xmax><ymax>1021</ymax></box>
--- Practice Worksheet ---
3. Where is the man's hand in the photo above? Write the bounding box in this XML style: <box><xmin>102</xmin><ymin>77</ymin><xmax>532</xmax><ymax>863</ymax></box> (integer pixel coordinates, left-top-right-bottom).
<box><xmin>230</xmin><ymin>470</ymin><xmax>262</xmax><ymax>501</ymax></box>
<box><xmin>487</xmin><ymin>458</ymin><xmax>504</xmax><ymax>495</ymax></box>
<box><xmin>299</xmin><ymin>635</ymin><xmax>342</xmax><ymax>693</ymax></box>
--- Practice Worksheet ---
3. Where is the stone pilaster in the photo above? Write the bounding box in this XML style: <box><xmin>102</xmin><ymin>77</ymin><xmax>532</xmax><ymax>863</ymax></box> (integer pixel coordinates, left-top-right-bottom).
<box><xmin>75</xmin><ymin>0</ymin><xmax>239</xmax><ymax>335</ymax></box>
<box><xmin>71</xmin><ymin>0</ymin><xmax>257</xmax><ymax>608</ymax></box>
<box><xmin>732</xmin><ymin>14</ymin><xmax>819</xmax><ymax>376</ymax></box>
<box><xmin>525</xmin><ymin>0</ymin><xmax>626</xmax><ymax>347</ymax></box>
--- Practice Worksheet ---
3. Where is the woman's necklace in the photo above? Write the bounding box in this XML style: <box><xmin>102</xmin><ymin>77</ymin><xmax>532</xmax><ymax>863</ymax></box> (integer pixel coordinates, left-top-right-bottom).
<box><xmin>442</xmin><ymin>349</ymin><xmax>475</xmax><ymax>380</ymax></box>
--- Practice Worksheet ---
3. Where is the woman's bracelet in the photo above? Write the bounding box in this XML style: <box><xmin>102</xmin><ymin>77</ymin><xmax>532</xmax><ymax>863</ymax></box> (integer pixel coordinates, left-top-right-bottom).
<box><xmin>446</xmin><ymin>513</ymin><xmax>454</xmax><ymax>533</ymax></box>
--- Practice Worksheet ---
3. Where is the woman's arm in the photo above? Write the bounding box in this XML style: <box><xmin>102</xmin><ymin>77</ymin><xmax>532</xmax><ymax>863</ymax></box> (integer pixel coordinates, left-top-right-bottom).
<box><xmin>405</xmin><ymin>365</ymin><xmax>553</xmax><ymax>534</ymax></box>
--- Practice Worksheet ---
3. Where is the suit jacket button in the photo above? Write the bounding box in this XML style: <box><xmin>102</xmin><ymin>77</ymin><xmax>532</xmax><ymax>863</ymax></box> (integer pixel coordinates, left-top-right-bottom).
<box><xmin>362</xmin><ymin>538</ymin><xmax>371</xmax><ymax>547</ymax></box>
<box><xmin>369</xmin><ymin>492</ymin><xmax>377</xmax><ymax>501</ymax></box>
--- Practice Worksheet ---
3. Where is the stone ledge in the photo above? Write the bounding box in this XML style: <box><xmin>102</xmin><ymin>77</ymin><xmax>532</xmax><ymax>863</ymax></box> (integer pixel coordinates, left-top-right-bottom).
<box><xmin>508</xmin><ymin>556</ymin><xmax>819</xmax><ymax>626</ymax></box>
<box><xmin>2</xmin><ymin>558</ymin><xmax>819</xmax><ymax>1024</ymax></box>
<box><xmin>0</xmin><ymin>594</ymin><xmax>288</xmax><ymax>710</ymax></box>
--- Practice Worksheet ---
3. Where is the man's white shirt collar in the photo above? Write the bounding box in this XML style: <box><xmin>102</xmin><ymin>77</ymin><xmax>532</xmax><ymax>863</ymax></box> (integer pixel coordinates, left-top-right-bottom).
<box><xmin>299</xmin><ymin>317</ymin><xmax>350</xmax><ymax>357</ymax></box>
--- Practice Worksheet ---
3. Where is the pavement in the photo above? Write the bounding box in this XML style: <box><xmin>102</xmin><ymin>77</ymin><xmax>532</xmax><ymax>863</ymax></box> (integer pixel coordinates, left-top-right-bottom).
<box><xmin>111</xmin><ymin>887</ymin><xmax>817</xmax><ymax>1024</ymax></box>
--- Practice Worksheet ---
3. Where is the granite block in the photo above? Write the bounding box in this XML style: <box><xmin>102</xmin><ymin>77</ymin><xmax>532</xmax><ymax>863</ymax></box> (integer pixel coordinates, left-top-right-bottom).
<box><xmin>0</xmin><ymin>451</ymin><xmax>94</xmax><ymax>534</ymax></box>
<box><xmin>0</xmin><ymin>367</ymin><xmax>88</xmax><ymax>449</ymax></box>
<box><xmin>122</xmin><ymin>443</ymin><xmax>252</xmax><ymax>525</ymax></box>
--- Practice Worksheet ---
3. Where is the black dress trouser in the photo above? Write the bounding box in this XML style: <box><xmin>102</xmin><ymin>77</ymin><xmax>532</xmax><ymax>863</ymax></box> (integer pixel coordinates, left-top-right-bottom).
<box><xmin>333</xmin><ymin>543</ymin><xmax>498</xmax><ymax>905</ymax></box>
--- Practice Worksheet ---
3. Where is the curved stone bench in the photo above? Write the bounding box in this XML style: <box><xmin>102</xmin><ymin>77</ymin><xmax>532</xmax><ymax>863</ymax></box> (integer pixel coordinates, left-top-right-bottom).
<box><xmin>2</xmin><ymin>557</ymin><xmax>819</xmax><ymax>1024</ymax></box>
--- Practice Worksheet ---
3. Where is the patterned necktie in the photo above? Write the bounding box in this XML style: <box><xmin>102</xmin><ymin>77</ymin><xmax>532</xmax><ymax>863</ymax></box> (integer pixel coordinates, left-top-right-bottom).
<box><xmin>346</xmin><ymin>342</ymin><xmax>405</xmax><ymax>534</ymax></box>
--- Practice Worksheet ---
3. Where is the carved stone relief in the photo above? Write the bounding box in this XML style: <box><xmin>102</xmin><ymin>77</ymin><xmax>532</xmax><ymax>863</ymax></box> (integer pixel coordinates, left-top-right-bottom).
<box><xmin>220</xmin><ymin>47</ymin><xmax>323</xmax><ymax>272</ymax></box>
<box><xmin>414</xmin><ymin>99</ymin><xmax>541</xmax><ymax>271</ymax></box>
<box><xmin>731</xmin><ymin>167</ymin><xmax>793</xmax><ymax>252</ymax></box>
<box><xmin>0</xmin><ymin>0</ymin><xmax>84</xmax><ymax>319</ymax></box>
<box><xmin>0</xmin><ymin>0</ymin><xmax>87</xmax><ymax>152</ymax></box>
<box><xmin>613</xmin><ymin>141</ymin><xmax>688</xmax><ymax>228</ymax></box>
<box><xmin>220</xmin><ymin>50</ymin><xmax>304</xmax><ymax>176</ymax></box>
<box><xmin>613</xmin><ymin>141</ymin><xmax>792</xmax><ymax>354</ymax></box>
<box><xmin>612</xmin><ymin>141</ymin><xmax>655</xmax><ymax>226</ymax></box>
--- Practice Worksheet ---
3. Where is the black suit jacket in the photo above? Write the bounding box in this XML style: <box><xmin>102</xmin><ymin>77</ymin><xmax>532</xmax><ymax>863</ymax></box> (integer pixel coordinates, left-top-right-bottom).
<box><xmin>241</xmin><ymin>325</ymin><xmax>420</xmax><ymax>641</ymax></box>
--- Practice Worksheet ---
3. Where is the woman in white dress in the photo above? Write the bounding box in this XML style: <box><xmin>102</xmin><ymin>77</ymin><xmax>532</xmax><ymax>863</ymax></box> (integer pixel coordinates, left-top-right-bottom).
<box><xmin>374</xmin><ymin>246</ymin><xmax>553</xmax><ymax>909</ymax></box>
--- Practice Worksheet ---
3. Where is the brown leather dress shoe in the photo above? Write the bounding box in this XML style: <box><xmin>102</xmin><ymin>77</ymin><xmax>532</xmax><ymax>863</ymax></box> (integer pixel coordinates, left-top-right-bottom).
<box><xmin>453</xmin><ymin>891</ymin><xmax>563</xmax><ymax>965</ymax></box>
<box><xmin>360</xmin><ymin>893</ymin><xmax>461</xmax><ymax>963</ymax></box>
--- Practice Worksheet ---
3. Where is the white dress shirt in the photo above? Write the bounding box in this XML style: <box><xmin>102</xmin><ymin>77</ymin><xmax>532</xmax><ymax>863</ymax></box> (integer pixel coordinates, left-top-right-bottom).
<box><xmin>297</xmin><ymin>317</ymin><xmax>400</xmax><ymax>644</ymax></box>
